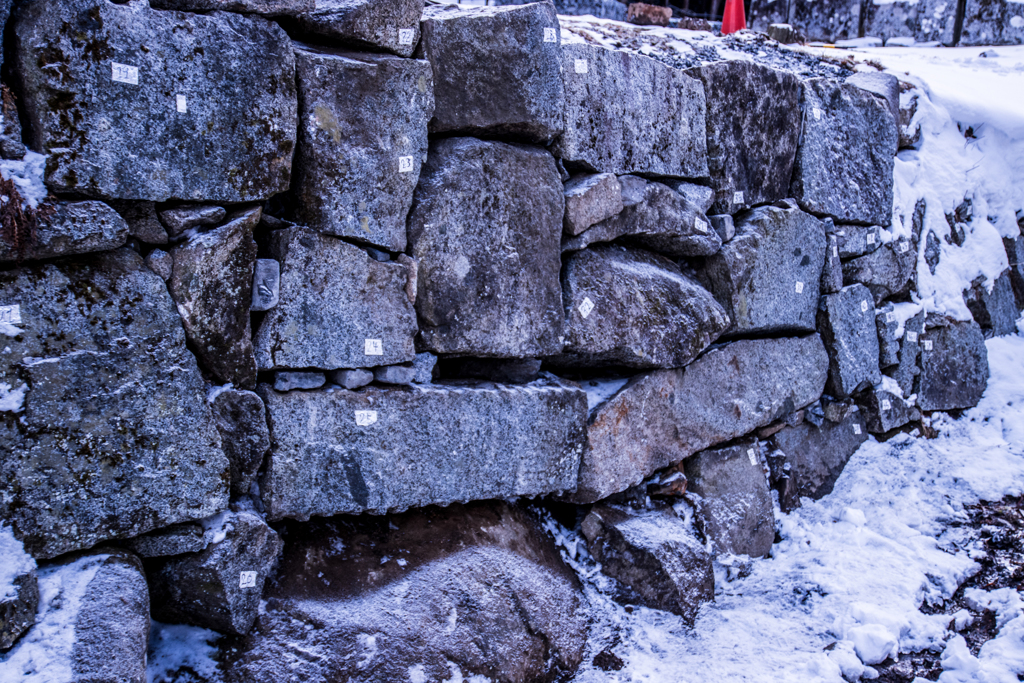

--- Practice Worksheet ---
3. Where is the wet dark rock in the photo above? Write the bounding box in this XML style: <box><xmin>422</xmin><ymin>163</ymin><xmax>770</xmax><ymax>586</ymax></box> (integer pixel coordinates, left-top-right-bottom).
<box><xmin>918</xmin><ymin>319</ymin><xmax>989</xmax><ymax>412</ymax></box>
<box><xmin>210</xmin><ymin>389</ymin><xmax>271</xmax><ymax>498</ymax></box>
<box><xmin>817</xmin><ymin>284</ymin><xmax>882</xmax><ymax>398</ymax></box>
<box><xmin>1004</xmin><ymin>235</ymin><xmax>1024</xmax><ymax>311</ymax></box>
<box><xmin>0</xmin><ymin>201</ymin><xmax>128</xmax><ymax>263</ymax></box>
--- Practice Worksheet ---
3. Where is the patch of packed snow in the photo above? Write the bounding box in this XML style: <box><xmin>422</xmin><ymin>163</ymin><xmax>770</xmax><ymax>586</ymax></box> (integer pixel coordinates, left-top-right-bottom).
<box><xmin>200</xmin><ymin>510</ymin><xmax>234</xmax><ymax>546</ymax></box>
<box><xmin>582</xmin><ymin>378</ymin><xmax>631</xmax><ymax>417</ymax></box>
<box><xmin>0</xmin><ymin>151</ymin><xmax>47</xmax><ymax>211</ymax></box>
<box><xmin>146</xmin><ymin>622</ymin><xmax>222</xmax><ymax>683</ymax></box>
<box><xmin>0</xmin><ymin>524</ymin><xmax>34</xmax><ymax>600</ymax></box>
<box><xmin>0</xmin><ymin>382</ymin><xmax>27</xmax><ymax>413</ymax></box>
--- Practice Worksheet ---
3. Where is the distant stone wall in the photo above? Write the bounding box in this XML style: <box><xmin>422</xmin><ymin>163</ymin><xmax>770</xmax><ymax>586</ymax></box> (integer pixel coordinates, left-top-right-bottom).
<box><xmin>0</xmin><ymin>0</ymin><xmax>1016</xmax><ymax>679</ymax></box>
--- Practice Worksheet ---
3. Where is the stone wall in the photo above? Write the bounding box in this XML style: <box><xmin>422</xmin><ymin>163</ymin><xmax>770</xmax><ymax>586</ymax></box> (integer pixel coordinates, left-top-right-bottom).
<box><xmin>0</xmin><ymin>0</ymin><xmax>1012</xmax><ymax>679</ymax></box>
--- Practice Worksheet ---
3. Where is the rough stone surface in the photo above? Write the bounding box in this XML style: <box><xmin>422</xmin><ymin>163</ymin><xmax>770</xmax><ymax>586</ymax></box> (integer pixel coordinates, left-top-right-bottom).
<box><xmin>821</xmin><ymin>230</ymin><xmax>844</xmax><ymax>294</ymax></box>
<box><xmin>564</xmin><ymin>172</ymin><xmax>624</xmax><ymax>236</ymax></box>
<box><xmin>373</xmin><ymin>364</ymin><xmax>416</xmax><ymax>385</ymax></box>
<box><xmin>890</xmin><ymin>312</ymin><xmax>924</xmax><ymax>396</ymax></box>
<box><xmin>411</xmin><ymin>352</ymin><xmax>437</xmax><ymax>383</ymax></box>
<box><xmin>257</xmin><ymin>376</ymin><xmax>587</xmax><ymax>520</ymax></box>
<box><xmin>327</xmin><ymin>368</ymin><xmax>373</xmax><ymax>390</ymax></box>
<box><xmin>710</xmin><ymin>214</ymin><xmax>735</xmax><ymax>242</ymax></box>
<box><xmin>150</xmin><ymin>0</ymin><xmax>314</xmax><ymax>16</ymax></box>
<box><xmin>497</xmin><ymin>0</ymin><xmax>626</xmax><ymax>20</ymax></box>
<box><xmin>0</xmin><ymin>201</ymin><xmax>128</xmax><ymax>263</ymax></box>
<box><xmin>964</xmin><ymin>271</ymin><xmax>1019</xmax><ymax>338</ymax></box>
<box><xmin>685</xmin><ymin>61</ymin><xmax>803</xmax><ymax>215</ymax></box>
<box><xmin>210</xmin><ymin>389</ymin><xmax>271</xmax><ymax>498</ymax></box>
<box><xmin>861</xmin><ymin>388</ymin><xmax>919</xmax><ymax>433</ymax></box>
<box><xmin>13</xmin><ymin>0</ymin><xmax>297</xmax><ymax>202</ymax></box>
<box><xmin>817</xmin><ymin>284</ymin><xmax>882</xmax><ymax>398</ymax></box>
<box><xmin>961</xmin><ymin>0</ymin><xmax>1024</xmax><ymax>46</ymax></box>
<box><xmin>685</xmin><ymin>439</ymin><xmax>775</xmax><ymax>558</ymax></box>
<box><xmin>0</xmin><ymin>249</ymin><xmax>228</xmax><ymax>559</ymax></box>
<box><xmin>572</xmin><ymin>335</ymin><xmax>829</xmax><ymax>503</ymax></box>
<box><xmin>555</xmin><ymin>42</ymin><xmax>708</xmax><ymax>178</ymax></box>
<box><xmin>124</xmin><ymin>522</ymin><xmax>209</xmax><ymax>558</ymax></box>
<box><xmin>581</xmin><ymin>505</ymin><xmax>713</xmax><ymax>623</ymax></box>
<box><xmin>790</xmin><ymin>78</ymin><xmax>898</xmax><ymax>226</ymax></box>
<box><xmin>834</xmin><ymin>223</ymin><xmax>882</xmax><ymax>259</ymax></box>
<box><xmin>159</xmin><ymin>204</ymin><xmax>226</xmax><ymax>239</ymax></box>
<box><xmin>556</xmin><ymin>245</ymin><xmax>729</xmax><ymax>369</ymax></box>
<box><xmin>846</xmin><ymin>72</ymin><xmax>900</xmax><ymax>127</ymax></box>
<box><xmin>291</xmin><ymin>0</ymin><xmax>425</xmax><ymax>59</ymax></box>
<box><xmin>168</xmin><ymin>208</ymin><xmax>260</xmax><ymax>388</ymax></box>
<box><xmin>627</xmin><ymin>2</ymin><xmax>672</xmax><ymax>25</ymax></box>
<box><xmin>108</xmin><ymin>200</ymin><xmax>168</xmax><ymax>245</ymax></box>
<box><xmin>0</xmin><ymin>535</ymin><xmax>35</xmax><ymax>651</ymax></box>
<box><xmin>250</xmin><ymin>258</ymin><xmax>280</xmax><ymax>312</ymax></box>
<box><xmin>228</xmin><ymin>502</ymin><xmax>587</xmax><ymax>683</ymax></box>
<box><xmin>273</xmin><ymin>371</ymin><xmax>326</xmax><ymax>392</ymax></box>
<box><xmin>419</xmin><ymin>3</ymin><xmax>563</xmax><ymax>141</ymax></box>
<box><xmin>696</xmin><ymin>203</ymin><xmax>826</xmax><ymax>336</ymax></box>
<box><xmin>843</xmin><ymin>236</ymin><xmax>917</xmax><ymax>305</ymax></box>
<box><xmin>293</xmin><ymin>46</ymin><xmax>433</xmax><ymax>252</ymax></box>
<box><xmin>769</xmin><ymin>408</ymin><xmax>868</xmax><ymax>512</ymax></box>
<box><xmin>253</xmin><ymin>227</ymin><xmax>417</xmax><ymax>371</ymax></box>
<box><xmin>863</xmin><ymin>0</ymin><xmax>957</xmax><ymax>45</ymax></box>
<box><xmin>409</xmin><ymin>138</ymin><xmax>564</xmax><ymax>358</ymax></box>
<box><xmin>145</xmin><ymin>250</ymin><xmax>173</xmax><ymax>281</ymax></box>
<box><xmin>751</xmin><ymin>0</ymin><xmax>863</xmax><ymax>42</ymax></box>
<box><xmin>563</xmin><ymin>177</ymin><xmax>723</xmax><ymax>257</ymax></box>
<box><xmin>876</xmin><ymin>304</ymin><xmax>901</xmax><ymax>368</ymax></box>
<box><xmin>1004</xmin><ymin>235</ymin><xmax>1024</xmax><ymax>311</ymax></box>
<box><xmin>149</xmin><ymin>511</ymin><xmax>282</xmax><ymax>635</ymax></box>
<box><xmin>918</xmin><ymin>319</ymin><xmax>989</xmax><ymax>412</ymax></box>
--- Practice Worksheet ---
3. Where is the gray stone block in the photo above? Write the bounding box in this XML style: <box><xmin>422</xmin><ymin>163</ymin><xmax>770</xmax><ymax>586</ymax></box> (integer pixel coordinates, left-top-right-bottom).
<box><xmin>817</xmin><ymin>284</ymin><xmax>882</xmax><ymax>398</ymax></box>
<box><xmin>889</xmin><ymin>312</ymin><xmax>924</xmax><ymax>396</ymax></box>
<box><xmin>861</xmin><ymin>388</ymin><xmax>918</xmax><ymax>433</ymax></box>
<box><xmin>210</xmin><ymin>389</ymin><xmax>271</xmax><ymax>498</ymax></box>
<box><xmin>563</xmin><ymin>172</ymin><xmax>624</xmax><ymax>236</ymax></box>
<box><xmin>419</xmin><ymin>2</ymin><xmax>563</xmax><ymax>141</ymax></box>
<box><xmin>833</xmin><ymin>223</ymin><xmax>882</xmax><ymax>259</ymax></box>
<box><xmin>293</xmin><ymin>46</ymin><xmax>433</xmax><ymax>252</ymax></box>
<box><xmin>863</xmin><ymin>0</ymin><xmax>957</xmax><ymax>45</ymax></box>
<box><xmin>327</xmin><ymin>368</ymin><xmax>374</xmax><ymax>390</ymax></box>
<box><xmin>145</xmin><ymin>249</ymin><xmax>173</xmax><ymax>281</ymax></box>
<box><xmin>685</xmin><ymin>439</ymin><xmax>775</xmax><ymax>558</ymax></box>
<box><xmin>1004</xmin><ymin>235</ymin><xmax>1024</xmax><ymax>311</ymax></box>
<box><xmin>555</xmin><ymin>42</ymin><xmax>708</xmax><ymax>178</ymax></box>
<box><xmin>411</xmin><ymin>353</ymin><xmax>437</xmax><ymax>383</ymax></box>
<box><xmin>159</xmin><ymin>204</ymin><xmax>226</xmax><ymax>239</ymax></box>
<box><xmin>256</xmin><ymin>376</ymin><xmax>587</xmax><ymax>520</ymax></box>
<box><xmin>581</xmin><ymin>505</ymin><xmax>713</xmax><ymax>624</ymax></box>
<box><xmin>964</xmin><ymin>271</ymin><xmax>1019</xmax><ymax>338</ymax></box>
<box><xmin>409</xmin><ymin>138</ymin><xmax>564</xmax><ymax>358</ymax></box>
<box><xmin>12</xmin><ymin>0</ymin><xmax>297</xmax><ymax>202</ymax></box>
<box><xmin>751</xmin><ymin>0</ymin><xmax>863</xmax><ymax>42</ymax></box>
<box><xmin>0</xmin><ymin>201</ymin><xmax>128</xmax><ymax>263</ymax></box>
<box><xmin>108</xmin><ymin>200</ymin><xmax>168</xmax><ymax>245</ymax></box>
<box><xmin>822</xmin><ymin>229</ymin><xmax>844</xmax><ymax>294</ymax></box>
<box><xmin>572</xmin><ymin>335</ymin><xmax>829</xmax><ymax>503</ymax></box>
<box><xmin>226</xmin><ymin>502</ymin><xmax>586</xmax><ymax>683</ymax></box>
<box><xmin>0</xmin><ymin>249</ymin><xmax>229</xmax><ymax>559</ymax></box>
<box><xmin>151</xmin><ymin>0</ymin><xmax>313</xmax><ymax>16</ymax></box>
<box><xmin>251</xmin><ymin>259</ymin><xmax>280</xmax><ymax>312</ymax></box>
<box><xmin>842</xmin><ymin>237</ymin><xmax>917</xmax><ymax>305</ymax></box>
<box><xmin>790</xmin><ymin>78</ymin><xmax>898</xmax><ymax>226</ymax></box>
<box><xmin>696</xmin><ymin>203</ymin><xmax>826</xmax><ymax>336</ymax></box>
<box><xmin>253</xmin><ymin>227</ymin><xmax>418</xmax><ymax>371</ymax></box>
<box><xmin>556</xmin><ymin>245</ymin><xmax>729</xmax><ymax>369</ymax></box>
<box><xmin>875</xmin><ymin>304</ymin><xmax>901</xmax><ymax>368</ymax></box>
<box><xmin>961</xmin><ymin>0</ymin><xmax>1024</xmax><ymax>45</ymax></box>
<box><xmin>709</xmin><ymin>214</ymin><xmax>735</xmax><ymax>242</ymax></box>
<box><xmin>292</xmin><ymin>0</ymin><xmax>425</xmax><ymax>58</ymax></box>
<box><xmin>124</xmin><ymin>522</ymin><xmax>209</xmax><ymax>558</ymax></box>
<box><xmin>273</xmin><ymin>371</ymin><xmax>326</xmax><ymax>392</ymax></box>
<box><xmin>918</xmin><ymin>319</ymin><xmax>989</xmax><ymax>412</ymax></box>
<box><xmin>685</xmin><ymin>61</ymin><xmax>803</xmax><ymax>215</ymax></box>
<box><xmin>846</xmin><ymin>72</ymin><xmax>900</xmax><ymax>127</ymax></box>
<box><xmin>373</xmin><ymin>365</ymin><xmax>416</xmax><ymax>386</ymax></box>
<box><xmin>168</xmin><ymin>208</ymin><xmax>260</xmax><ymax>388</ymax></box>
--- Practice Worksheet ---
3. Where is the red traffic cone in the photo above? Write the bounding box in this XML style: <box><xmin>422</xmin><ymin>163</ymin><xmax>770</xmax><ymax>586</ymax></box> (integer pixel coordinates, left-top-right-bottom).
<box><xmin>721</xmin><ymin>0</ymin><xmax>747</xmax><ymax>34</ymax></box>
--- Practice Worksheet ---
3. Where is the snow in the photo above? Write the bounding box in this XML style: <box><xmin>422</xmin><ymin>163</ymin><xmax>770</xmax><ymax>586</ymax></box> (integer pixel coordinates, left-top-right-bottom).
<box><xmin>0</xmin><ymin>524</ymin><xmax>34</xmax><ymax>600</ymax></box>
<box><xmin>0</xmin><ymin>382</ymin><xmax>27</xmax><ymax>413</ymax></box>
<box><xmin>0</xmin><ymin>151</ymin><xmax>48</xmax><ymax>211</ymax></box>
<box><xmin>146</xmin><ymin>622</ymin><xmax>222</xmax><ymax>683</ymax></box>
<box><xmin>200</xmin><ymin>510</ymin><xmax>234</xmax><ymax>546</ymax></box>
<box><xmin>582</xmin><ymin>377</ymin><xmax>630</xmax><ymax>416</ymax></box>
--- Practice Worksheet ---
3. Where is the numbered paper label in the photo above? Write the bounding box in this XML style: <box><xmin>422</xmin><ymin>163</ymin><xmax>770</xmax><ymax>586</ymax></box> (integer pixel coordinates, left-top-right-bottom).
<box><xmin>906</xmin><ymin>331</ymin><xmax>918</xmax><ymax>343</ymax></box>
<box><xmin>899</xmin><ymin>241</ymin><xmax>909</xmax><ymax>253</ymax></box>
<box><xmin>886</xmin><ymin>311</ymin><xmax>896</xmax><ymax>323</ymax></box>
<box><xmin>833</xmin><ymin>246</ymin><xmax>839</xmax><ymax>258</ymax></box>
<box><xmin>176</xmin><ymin>94</ymin><xmax>187</xmax><ymax>113</ymax></box>
<box><xmin>239</xmin><ymin>571</ymin><xmax>258</xmax><ymax>588</ymax></box>
<box><xmin>866</xmin><ymin>233</ymin><xmax>876</xmax><ymax>245</ymax></box>
<box><xmin>881</xmin><ymin>399</ymin><xmax>891</xmax><ymax>411</ymax></box>
<box><xmin>694</xmin><ymin>217</ymin><xmax>708</xmax><ymax>234</ymax></box>
<box><xmin>747</xmin><ymin>448</ymin><xmax>757</xmax><ymax>466</ymax></box>
<box><xmin>398</xmin><ymin>156</ymin><xmax>414</xmax><ymax>173</ymax></box>
<box><xmin>364</xmin><ymin>339</ymin><xmax>383</xmax><ymax>356</ymax></box>
<box><xmin>853</xmin><ymin>424</ymin><xmax>862</xmax><ymax>435</ymax></box>
<box><xmin>0</xmin><ymin>305</ymin><xmax>22</xmax><ymax>325</ymax></box>
<box><xmin>795</xmin><ymin>281</ymin><xmax>805</xmax><ymax>294</ymax></box>
<box><xmin>112</xmin><ymin>62</ymin><xmax>139</xmax><ymax>85</ymax></box>
<box><xmin>733</xmin><ymin>191</ymin><xmax>744</xmax><ymax>204</ymax></box>
<box><xmin>578</xmin><ymin>297</ymin><xmax>595</xmax><ymax>319</ymax></box>
<box><xmin>923</xmin><ymin>340</ymin><xmax>933</xmax><ymax>351</ymax></box>
<box><xmin>860</xmin><ymin>300</ymin><xmax>869</xmax><ymax>313</ymax></box>
<box><xmin>355</xmin><ymin>410</ymin><xmax>378</xmax><ymax>426</ymax></box>
<box><xmin>812</xmin><ymin>107</ymin><xmax>822</xmax><ymax>120</ymax></box>
<box><xmin>574</xmin><ymin>59</ymin><xmax>588</xmax><ymax>74</ymax></box>
<box><xmin>398</xmin><ymin>28</ymin><xmax>416</xmax><ymax>45</ymax></box>
<box><xmin>544</xmin><ymin>27</ymin><xmax>558</xmax><ymax>43</ymax></box>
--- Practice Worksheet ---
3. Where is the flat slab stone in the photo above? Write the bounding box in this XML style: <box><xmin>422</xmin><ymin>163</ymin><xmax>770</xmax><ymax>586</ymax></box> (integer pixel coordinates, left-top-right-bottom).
<box><xmin>419</xmin><ymin>2</ymin><xmax>563</xmax><ymax>141</ymax></box>
<box><xmin>817</xmin><ymin>284</ymin><xmax>882</xmax><ymax>398</ymax></box>
<box><xmin>790</xmin><ymin>78</ymin><xmax>898</xmax><ymax>226</ymax></box>
<box><xmin>227</xmin><ymin>502</ymin><xmax>586</xmax><ymax>683</ymax></box>
<box><xmin>696</xmin><ymin>203</ymin><xmax>826</xmax><ymax>336</ymax></box>
<box><xmin>556</xmin><ymin>245</ymin><xmax>729</xmax><ymax>369</ymax></box>
<box><xmin>409</xmin><ymin>137</ymin><xmax>564</xmax><ymax>358</ymax></box>
<box><xmin>292</xmin><ymin>0</ymin><xmax>425</xmax><ymax>58</ymax></box>
<box><xmin>0</xmin><ymin>249</ymin><xmax>229</xmax><ymax>559</ymax></box>
<box><xmin>257</xmin><ymin>376</ymin><xmax>587</xmax><ymax>520</ymax></box>
<box><xmin>293</xmin><ymin>46</ymin><xmax>433</xmax><ymax>252</ymax></box>
<box><xmin>918</xmin><ymin>319</ymin><xmax>989</xmax><ymax>412</ymax></box>
<box><xmin>685</xmin><ymin>61</ymin><xmax>802</xmax><ymax>215</ymax></box>
<box><xmin>572</xmin><ymin>335</ymin><xmax>829</xmax><ymax>503</ymax></box>
<box><xmin>12</xmin><ymin>0</ymin><xmax>297</xmax><ymax>202</ymax></box>
<box><xmin>685</xmin><ymin>439</ymin><xmax>775</xmax><ymax>558</ymax></box>
<box><xmin>0</xmin><ymin>201</ymin><xmax>128</xmax><ymax>263</ymax></box>
<box><xmin>253</xmin><ymin>227</ymin><xmax>417</xmax><ymax>371</ymax></box>
<box><xmin>555</xmin><ymin>42</ymin><xmax>708</xmax><ymax>178</ymax></box>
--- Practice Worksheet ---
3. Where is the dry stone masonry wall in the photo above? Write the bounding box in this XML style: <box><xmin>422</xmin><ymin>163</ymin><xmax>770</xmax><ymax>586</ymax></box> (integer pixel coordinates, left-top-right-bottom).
<box><xmin>0</xmin><ymin>0</ymin><xmax>1010</xmax><ymax>679</ymax></box>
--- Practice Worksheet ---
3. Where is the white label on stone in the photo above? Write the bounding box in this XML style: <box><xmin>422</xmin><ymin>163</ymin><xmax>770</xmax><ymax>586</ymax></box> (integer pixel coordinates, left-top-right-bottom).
<box><xmin>364</xmin><ymin>339</ymin><xmax>383</xmax><ymax>356</ymax></box>
<box><xmin>861</xmin><ymin>300</ymin><xmax>869</xmax><ymax>313</ymax></box>
<box><xmin>866</xmin><ymin>233</ymin><xmax>876</xmax><ymax>245</ymax></box>
<box><xmin>694</xmin><ymin>217</ymin><xmax>708</xmax><ymax>234</ymax></box>
<box><xmin>355</xmin><ymin>410</ymin><xmax>378</xmax><ymax>426</ymax></box>
<box><xmin>906</xmin><ymin>331</ymin><xmax>918</xmax><ymax>343</ymax></box>
<box><xmin>111</xmin><ymin>62</ymin><xmax>139</xmax><ymax>85</ymax></box>
<box><xmin>899</xmin><ymin>241</ymin><xmax>909</xmax><ymax>253</ymax></box>
<box><xmin>176</xmin><ymin>94</ymin><xmax>187</xmax><ymax>113</ymax></box>
<box><xmin>747</xmin><ymin>448</ymin><xmax>757</xmax><ymax>466</ymax></box>
<box><xmin>733</xmin><ymin>191</ymin><xmax>744</xmax><ymax>204</ymax></box>
<box><xmin>853</xmin><ymin>424</ymin><xmax>862</xmax><ymax>435</ymax></box>
<box><xmin>795</xmin><ymin>281</ymin><xmax>805</xmax><ymax>294</ymax></box>
<box><xmin>886</xmin><ymin>311</ymin><xmax>896</xmax><ymax>323</ymax></box>
<box><xmin>0</xmin><ymin>305</ymin><xmax>21</xmax><ymax>325</ymax></box>
<box><xmin>544</xmin><ymin>27</ymin><xmax>558</xmax><ymax>43</ymax></box>
<box><xmin>833</xmin><ymin>246</ymin><xmax>839</xmax><ymax>258</ymax></box>
<box><xmin>812</xmin><ymin>107</ymin><xmax>822</xmax><ymax>120</ymax></box>
<box><xmin>924</xmin><ymin>340</ymin><xmax>933</xmax><ymax>351</ymax></box>
<box><xmin>881</xmin><ymin>399</ymin><xmax>891</xmax><ymax>411</ymax></box>
<box><xmin>574</xmin><ymin>59</ymin><xmax>588</xmax><ymax>74</ymax></box>
<box><xmin>239</xmin><ymin>571</ymin><xmax>258</xmax><ymax>589</ymax></box>
<box><xmin>398</xmin><ymin>28</ymin><xmax>416</xmax><ymax>45</ymax></box>
<box><xmin>578</xmin><ymin>297</ymin><xmax>595</xmax><ymax>319</ymax></box>
<box><xmin>398</xmin><ymin>156</ymin><xmax>414</xmax><ymax>173</ymax></box>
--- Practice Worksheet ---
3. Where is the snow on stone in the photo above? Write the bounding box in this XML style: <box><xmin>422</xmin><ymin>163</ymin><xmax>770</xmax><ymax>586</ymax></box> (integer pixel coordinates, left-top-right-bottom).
<box><xmin>146</xmin><ymin>621</ymin><xmax>222</xmax><ymax>683</ymax></box>
<box><xmin>0</xmin><ymin>151</ymin><xmax>47</xmax><ymax>210</ymax></box>
<box><xmin>0</xmin><ymin>524</ymin><xmax>34</xmax><ymax>600</ymax></box>
<box><xmin>582</xmin><ymin>377</ymin><xmax>630</xmax><ymax>417</ymax></box>
<box><xmin>0</xmin><ymin>382</ymin><xmax>27</xmax><ymax>413</ymax></box>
